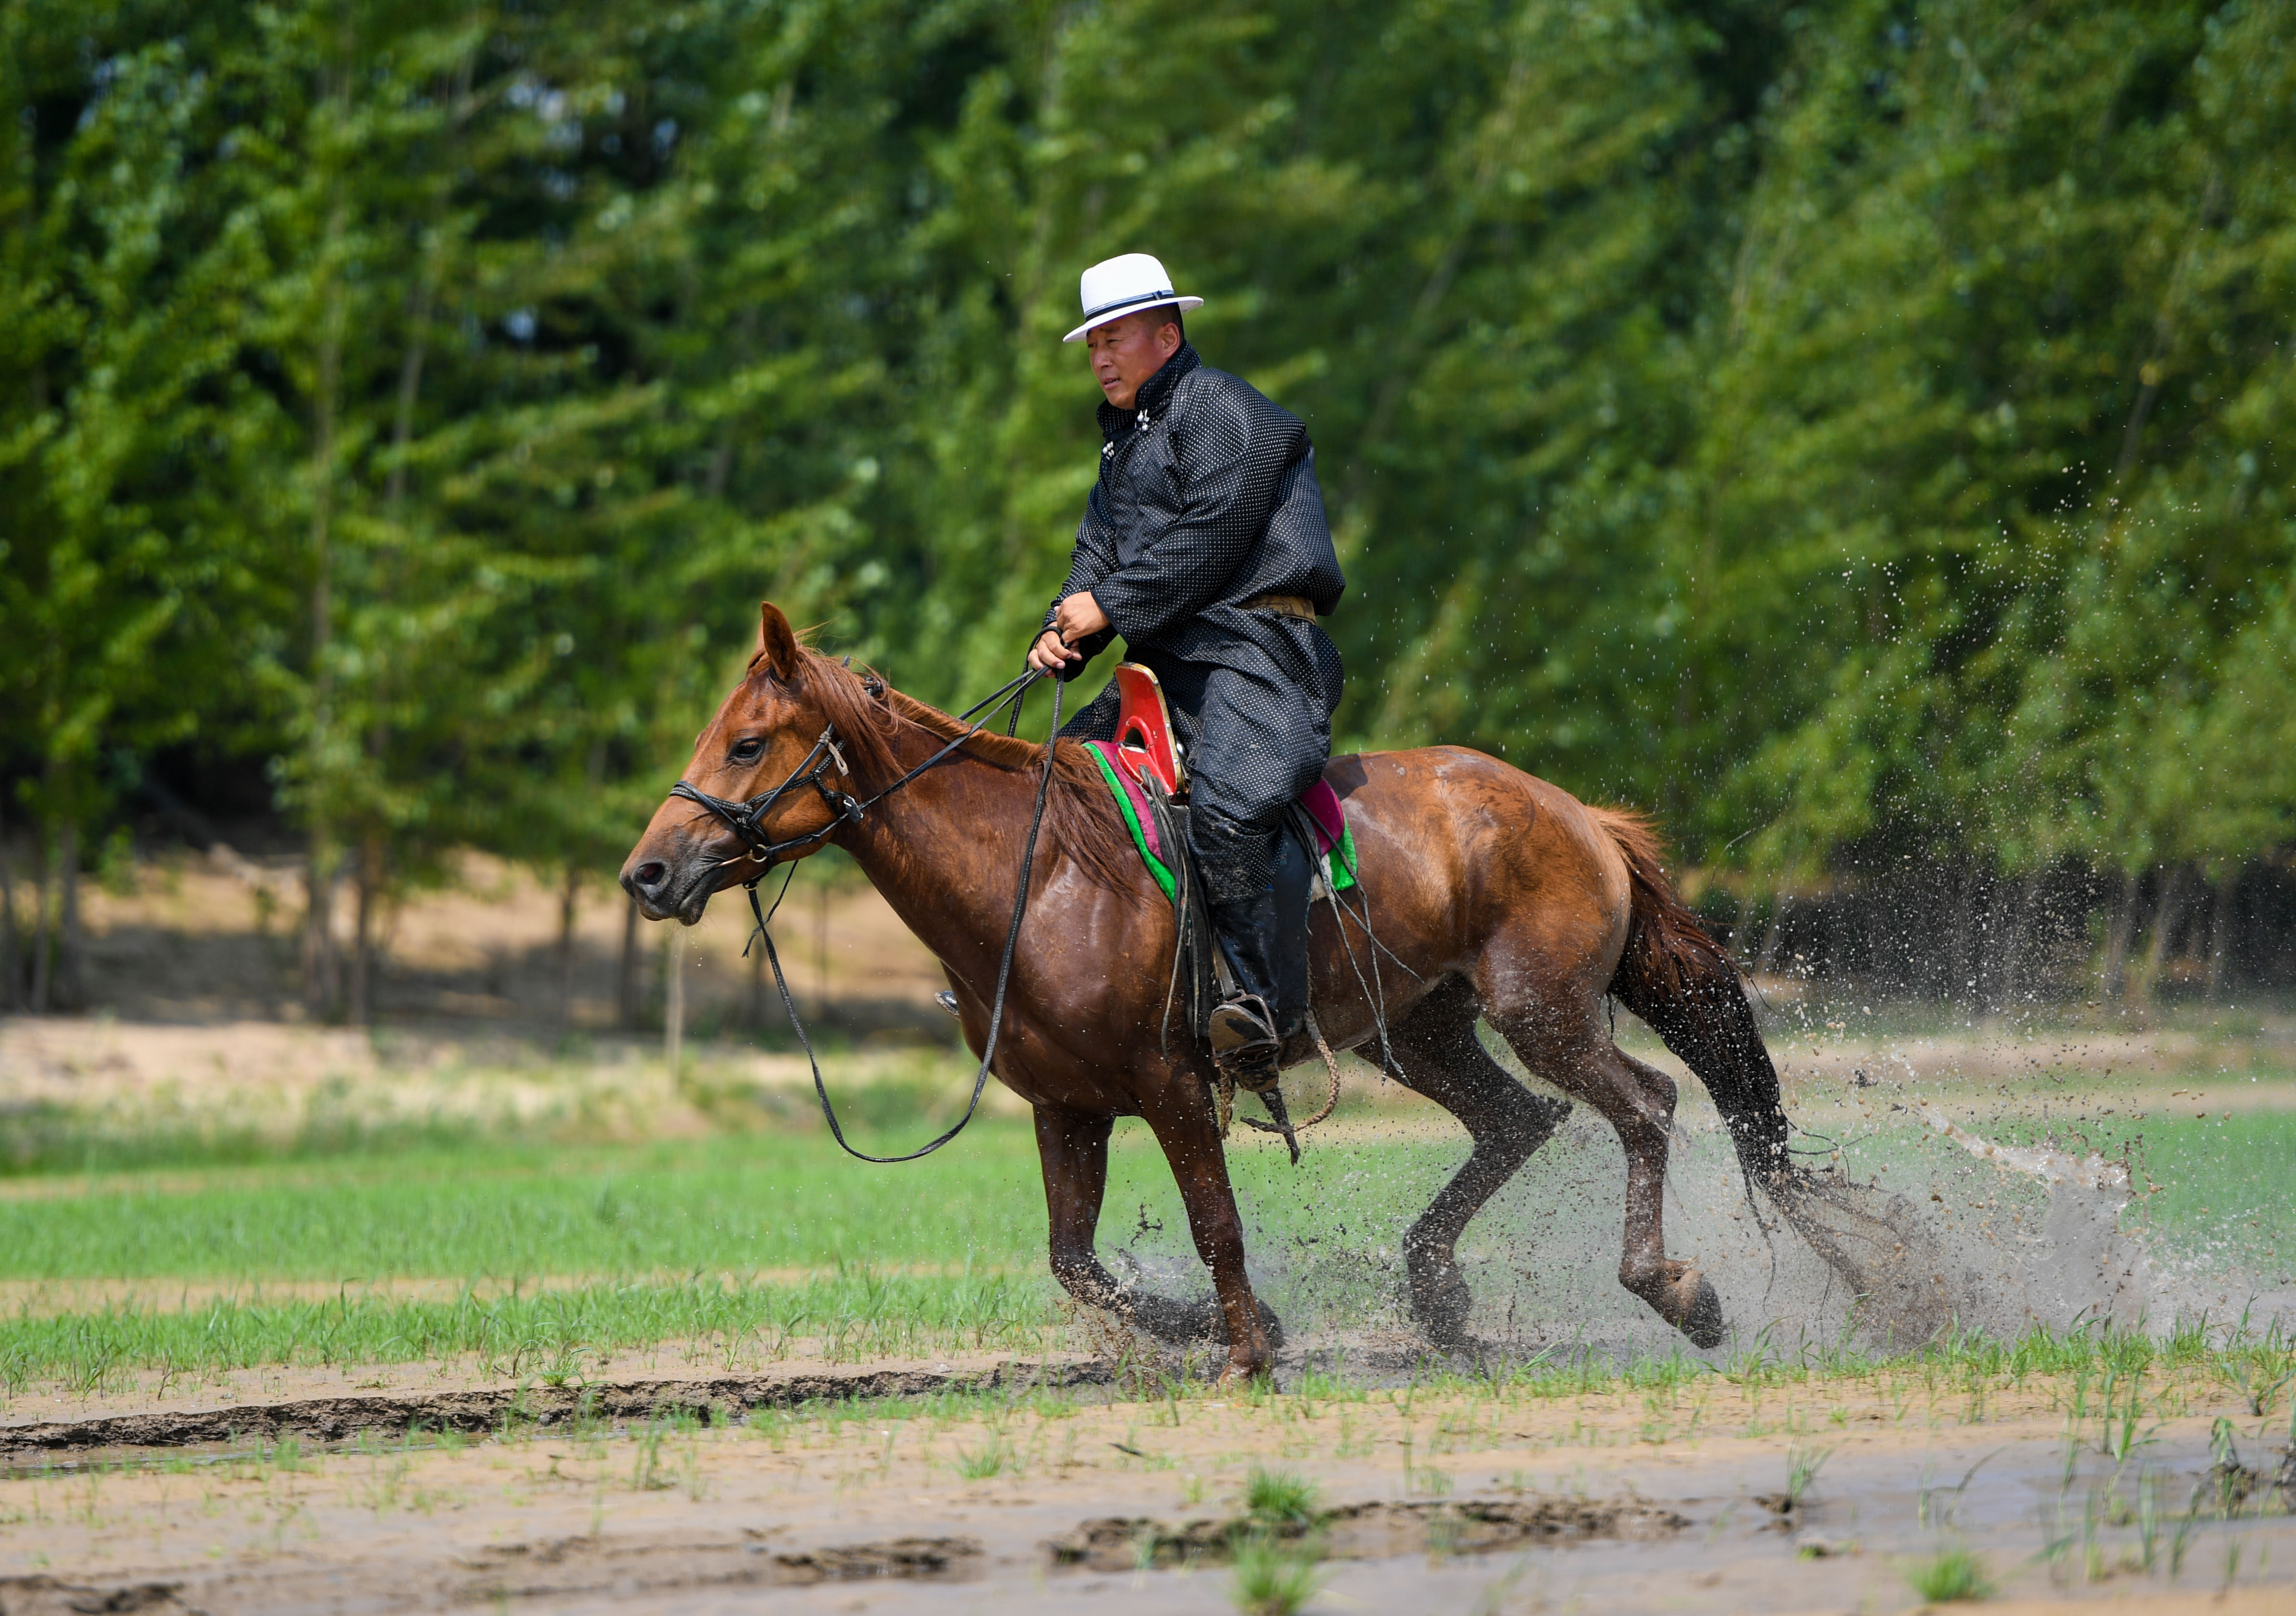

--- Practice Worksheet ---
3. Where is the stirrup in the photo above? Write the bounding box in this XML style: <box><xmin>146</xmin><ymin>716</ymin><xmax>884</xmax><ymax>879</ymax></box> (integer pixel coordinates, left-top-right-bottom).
<box><xmin>1209</xmin><ymin>995</ymin><xmax>1281</xmax><ymax>1093</ymax></box>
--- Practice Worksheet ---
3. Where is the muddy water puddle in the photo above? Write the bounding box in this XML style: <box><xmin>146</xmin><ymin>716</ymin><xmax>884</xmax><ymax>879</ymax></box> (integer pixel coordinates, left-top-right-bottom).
<box><xmin>0</xmin><ymin>1361</ymin><xmax>2285</xmax><ymax>1612</ymax></box>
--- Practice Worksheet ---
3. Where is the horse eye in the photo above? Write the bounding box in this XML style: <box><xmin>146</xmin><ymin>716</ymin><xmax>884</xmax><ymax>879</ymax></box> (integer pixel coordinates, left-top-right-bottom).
<box><xmin>732</xmin><ymin>737</ymin><xmax>764</xmax><ymax>762</ymax></box>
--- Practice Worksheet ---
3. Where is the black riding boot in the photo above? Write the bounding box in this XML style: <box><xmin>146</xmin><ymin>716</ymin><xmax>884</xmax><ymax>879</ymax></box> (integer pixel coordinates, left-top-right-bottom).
<box><xmin>1204</xmin><ymin>819</ymin><xmax>1311</xmax><ymax>1091</ymax></box>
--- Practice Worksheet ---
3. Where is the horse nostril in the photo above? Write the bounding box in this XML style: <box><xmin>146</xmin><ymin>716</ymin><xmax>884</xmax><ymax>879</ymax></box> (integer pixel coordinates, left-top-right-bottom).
<box><xmin>631</xmin><ymin>860</ymin><xmax>669</xmax><ymax>895</ymax></box>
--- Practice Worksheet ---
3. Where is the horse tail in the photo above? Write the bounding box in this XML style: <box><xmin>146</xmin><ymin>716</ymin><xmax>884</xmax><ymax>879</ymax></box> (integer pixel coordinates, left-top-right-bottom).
<box><xmin>1591</xmin><ymin>808</ymin><xmax>1791</xmax><ymax>1190</ymax></box>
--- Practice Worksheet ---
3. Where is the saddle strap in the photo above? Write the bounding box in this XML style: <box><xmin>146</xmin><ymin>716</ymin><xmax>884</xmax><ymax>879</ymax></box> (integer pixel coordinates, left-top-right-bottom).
<box><xmin>1144</xmin><ymin>791</ymin><xmax>1222</xmax><ymax>1049</ymax></box>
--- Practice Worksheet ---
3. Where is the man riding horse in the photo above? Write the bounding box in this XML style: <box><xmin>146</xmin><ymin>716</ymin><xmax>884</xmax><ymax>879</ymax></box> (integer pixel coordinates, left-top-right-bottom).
<box><xmin>1026</xmin><ymin>253</ymin><xmax>1344</xmax><ymax>1094</ymax></box>
<box><xmin>620</xmin><ymin>253</ymin><xmax>1947</xmax><ymax>1381</ymax></box>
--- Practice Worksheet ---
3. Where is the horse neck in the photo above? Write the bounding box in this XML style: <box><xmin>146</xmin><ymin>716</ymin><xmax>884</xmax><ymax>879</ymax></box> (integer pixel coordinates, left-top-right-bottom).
<box><xmin>831</xmin><ymin>714</ymin><xmax>1049</xmax><ymax>989</ymax></box>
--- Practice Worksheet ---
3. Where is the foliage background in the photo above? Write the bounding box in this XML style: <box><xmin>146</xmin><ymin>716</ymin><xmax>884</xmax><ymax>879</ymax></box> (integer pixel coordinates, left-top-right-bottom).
<box><xmin>1</xmin><ymin>0</ymin><xmax>2291</xmax><ymax>1012</ymax></box>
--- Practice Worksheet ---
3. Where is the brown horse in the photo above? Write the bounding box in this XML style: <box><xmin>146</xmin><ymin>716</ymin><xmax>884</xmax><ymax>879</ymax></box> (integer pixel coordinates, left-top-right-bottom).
<box><xmin>622</xmin><ymin>604</ymin><xmax>1941</xmax><ymax>1381</ymax></box>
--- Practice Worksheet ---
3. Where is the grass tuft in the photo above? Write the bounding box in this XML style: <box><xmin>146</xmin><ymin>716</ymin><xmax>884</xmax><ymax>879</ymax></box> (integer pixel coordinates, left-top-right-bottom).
<box><xmin>1785</xmin><ymin>1441</ymin><xmax>1836</xmax><ymax>1506</ymax></box>
<box><xmin>1229</xmin><ymin>1531</ymin><xmax>1326</xmax><ymax>1616</ymax></box>
<box><xmin>1906</xmin><ymin>1546</ymin><xmax>1993</xmax><ymax>1603</ymax></box>
<box><xmin>1244</xmin><ymin>1465</ymin><xmax>1321</xmax><ymax>1527</ymax></box>
<box><xmin>952</xmin><ymin>1440</ymin><xmax>1007</xmax><ymax>1480</ymax></box>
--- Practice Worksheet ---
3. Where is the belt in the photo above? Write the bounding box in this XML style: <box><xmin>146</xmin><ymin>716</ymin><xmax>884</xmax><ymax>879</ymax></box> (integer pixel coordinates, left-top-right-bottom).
<box><xmin>1240</xmin><ymin>593</ymin><xmax>1317</xmax><ymax>621</ymax></box>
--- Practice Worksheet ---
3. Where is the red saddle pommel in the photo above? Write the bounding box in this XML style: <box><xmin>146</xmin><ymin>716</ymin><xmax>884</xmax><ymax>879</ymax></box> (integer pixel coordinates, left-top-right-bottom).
<box><xmin>1111</xmin><ymin>662</ymin><xmax>1186</xmax><ymax>797</ymax></box>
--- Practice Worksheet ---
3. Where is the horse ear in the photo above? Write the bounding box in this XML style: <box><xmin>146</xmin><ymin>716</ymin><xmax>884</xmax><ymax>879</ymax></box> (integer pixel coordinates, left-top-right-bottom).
<box><xmin>752</xmin><ymin>602</ymin><xmax>802</xmax><ymax>679</ymax></box>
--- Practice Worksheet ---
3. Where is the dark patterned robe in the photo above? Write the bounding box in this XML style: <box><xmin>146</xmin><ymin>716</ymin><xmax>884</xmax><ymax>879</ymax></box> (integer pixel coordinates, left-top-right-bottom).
<box><xmin>1046</xmin><ymin>343</ymin><xmax>1346</xmax><ymax>903</ymax></box>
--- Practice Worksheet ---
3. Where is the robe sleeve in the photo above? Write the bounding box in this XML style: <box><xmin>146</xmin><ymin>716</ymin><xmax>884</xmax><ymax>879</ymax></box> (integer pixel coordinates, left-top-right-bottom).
<box><xmin>1041</xmin><ymin>479</ymin><xmax>1122</xmax><ymax>674</ymax></box>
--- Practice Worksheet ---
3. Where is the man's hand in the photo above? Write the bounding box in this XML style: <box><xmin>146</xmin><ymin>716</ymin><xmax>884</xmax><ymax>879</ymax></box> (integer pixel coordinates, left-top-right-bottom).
<box><xmin>1026</xmin><ymin>629</ymin><xmax>1078</xmax><ymax>675</ymax></box>
<box><xmin>1027</xmin><ymin>592</ymin><xmax>1112</xmax><ymax>674</ymax></box>
<box><xmin>1054</xmin><ymin>590</ymin><xmax>1111</xmax><ymax>643</ymax></box>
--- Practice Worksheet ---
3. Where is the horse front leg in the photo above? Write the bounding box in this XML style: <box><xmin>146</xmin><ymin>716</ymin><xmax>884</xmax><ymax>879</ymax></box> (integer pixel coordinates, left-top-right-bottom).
<box><xmin>1034</xmin><ymin>1105</ymin><xmax>1125</xmax><ymax>1311</ymax></box>
<box><xmin>1033</xmin><ymin>1103</ymin><xmax>1228</xmax><ymax>1346</ymax></box>
<box><xmin>1141</xmin><ymin>1089</ymin><xmax>1276</xmax><ymax>1382</ymax></box>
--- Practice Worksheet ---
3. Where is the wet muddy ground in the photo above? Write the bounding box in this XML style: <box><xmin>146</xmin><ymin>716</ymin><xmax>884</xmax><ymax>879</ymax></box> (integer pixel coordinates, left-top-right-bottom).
<box><xmin>0</xmin><ymin>1352</ymin><xmax>2288</xmax><ymax>1613</ymax></box>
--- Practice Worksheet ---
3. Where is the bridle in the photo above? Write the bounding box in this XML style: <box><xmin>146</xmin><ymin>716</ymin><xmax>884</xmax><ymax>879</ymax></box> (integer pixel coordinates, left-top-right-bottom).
<box><xmin>668</xmin><ymin>725</ymin><xmax>864</xmax><ymax>867</ymax></box>
<box><xmin>666</xmin><ymin>663</ymin><xmax>1061</xmax><ymax>1163</ymax></box>
<box><xmin>667</xmin><ymin>664</ymin><xmax>1040</xmax><ymax>868</ymax></box>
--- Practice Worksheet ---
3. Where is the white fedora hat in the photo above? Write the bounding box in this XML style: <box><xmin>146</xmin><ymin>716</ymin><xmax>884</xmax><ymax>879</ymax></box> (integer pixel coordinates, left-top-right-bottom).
<box><xmin>1063</xmin><ymin>252</ymin><xmax>1203</xmax><ymax>343</ymax></box>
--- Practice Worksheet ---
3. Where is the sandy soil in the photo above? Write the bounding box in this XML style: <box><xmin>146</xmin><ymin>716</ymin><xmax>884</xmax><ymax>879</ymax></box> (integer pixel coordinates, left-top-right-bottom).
<box><xmin>0</xmin><ymin>1012</ymin><xmax>1037</xmax><ymax>1151</ymax></box>
<box><xmin>2</xmin><ymin>1005</ymin><xmax>2286</xmax><ymax>1161</ymax></box>
<box><xmin>10</xmin><ymin>846</ymin><xmax>2289</xmax><ymax>1173</ymax></box>
<box><xmin>0</xmin><ymin>1354</ymin><xmax>2286</xmax><ymax>1613</ymax></box>
<box><xmin>68</xmin><ymin>847</ymin><xmax>949</xmax><ymax>1033</ymax></box>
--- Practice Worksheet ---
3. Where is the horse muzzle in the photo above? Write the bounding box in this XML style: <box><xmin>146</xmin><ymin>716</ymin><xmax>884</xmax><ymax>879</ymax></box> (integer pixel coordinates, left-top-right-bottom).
<box><xmin>619</xmin><ymin>839</ymin><xmax>727</xmax><ymax>926</ymax></box>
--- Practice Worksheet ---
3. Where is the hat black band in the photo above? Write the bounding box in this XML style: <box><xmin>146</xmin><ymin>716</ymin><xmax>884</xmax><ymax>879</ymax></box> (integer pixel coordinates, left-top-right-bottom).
<box><xmin>1078</xmin><ymin>289</ymin><xmax>1178</xmax><ymax>323</ymax></box>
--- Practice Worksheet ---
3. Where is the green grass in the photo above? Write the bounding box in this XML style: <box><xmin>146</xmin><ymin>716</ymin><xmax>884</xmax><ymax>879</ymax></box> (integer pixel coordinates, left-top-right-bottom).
<box><xmin>0</xmin><ymin>1106</ymin><xmax>1467</xmax><ymax>1391</ymax></box>
<box><xmin>952</xmin><ymin>1439</ymin><xmax>1009</xmax><ymax>1479</ymax></box>
<box><xmin>1245</xmin><ymin>1465</ymin><xmax>1322</xmax><ymax>1526</ymax></box>
<box><xmin>2126</xmin><ymin>1111</ymin><xmax>2296</xmax><ymax>1279</ymax></box>
<box><xmin>0</xmin><ymin>1111</ymin><xmax>1461</xmax><ymax>1283</ymax></box>
<box><xmin>1784</xmin><ymin>1440</ymin><xmax>1836</xmax><ymax>1507</ymax></box>
<box><xmin>0</xmin><ymin>1127</ymin><xmax>1052</xmax><ymax>1281</ymax></box>
<box><xmin>0</xmin><ymin>1269</ymin><xmax>1059</xmax><ymax>1392</ymax></box>
<box><xmin>0</xmin><ymin>1076</ymin><xmax>2286</xmax><ymax>1394</ymax></box>
<box><xmin>1905</xmin><ymin>1546</ymin><xmax>1993</xmax><ymax>1602</ymax></box>
<box><xmin>1229</xmin><ymin>1531</ymin><xmax>1327</xmax><ymax>1616</ymax></box>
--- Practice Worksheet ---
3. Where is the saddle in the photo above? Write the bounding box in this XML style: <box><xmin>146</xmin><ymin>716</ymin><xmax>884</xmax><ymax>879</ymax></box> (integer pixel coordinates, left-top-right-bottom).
<box><xmin>1084</xmin><ymin>663</ymin><xmax>1356</xmax><ymax>1049</ymax></box>
<box><xmin>1110</xmin><ymin>662</ymin><xmax>1186</xmax><ymax>796</ymax></box>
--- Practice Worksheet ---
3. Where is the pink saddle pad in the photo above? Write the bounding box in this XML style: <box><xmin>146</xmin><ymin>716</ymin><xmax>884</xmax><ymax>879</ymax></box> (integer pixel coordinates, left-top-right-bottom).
<box><xmin>1087</xmin><ymin>742</ymin><xmax>1349</xmax><ymax>868</ymax></box>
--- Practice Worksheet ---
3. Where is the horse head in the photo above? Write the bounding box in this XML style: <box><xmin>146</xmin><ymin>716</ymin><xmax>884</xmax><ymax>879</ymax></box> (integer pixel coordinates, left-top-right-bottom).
<box><xmin>620</xmin><ymin>602</ymin><xmax>851</xmax><ymax>924</ymax></box>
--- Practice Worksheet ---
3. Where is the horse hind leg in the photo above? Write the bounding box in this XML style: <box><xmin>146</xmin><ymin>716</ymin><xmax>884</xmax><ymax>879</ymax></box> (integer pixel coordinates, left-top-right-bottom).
<box><xmin>1382</xmin><ymin>975</ymin><xmax>1572</xmax><ymax>1347</ymax></box>
<box><xmin>1489</xmin><ymin>1009</ymin><xmax>1725</xmax><ymax>1350</ymax></box>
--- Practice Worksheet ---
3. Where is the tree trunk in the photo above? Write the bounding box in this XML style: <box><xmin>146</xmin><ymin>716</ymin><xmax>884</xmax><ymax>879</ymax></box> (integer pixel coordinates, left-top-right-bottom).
<box><xmin>815</xmin><ymin>875</ymin><xmax>831</xmax><ymax>1020</ymax></box>
<box><xmin>556</xmin><ymin>863</ymin><xmax>581</xmax><ymax>1035</ymax></box>
<box><xmin>748</xmin><ymin>910</ymin><xmax>765</xmax><ymax>1030</ymax></box>
<box><xmin>1946</xmin><ymin>868</ymin><xmax>1976</xmax><ymax>1003</ymax></box>
<box><xmin>349</xmin><ymin>831</ymin><xmax>382</xmax><ymax>1026</ymax></box>
<box><xmin>2204</xmin><ymin>869</ymin><xmax>2240</xmax><ymax>1003</ymax></box>
<box><xmin>301</xmin><ymin>116</ymin><xmax>349</xmax><ymax>1020</ymax></box>
<box><xmin>618</xmin><ymin>894</ymin><xmax>642</xmax><ymax>1030</ymax></box>
<box><xmin>26</xmin><ymin>831</ymin><xmax>51</xmax><ymax>1014</ymax></box>
<box><xmin>1994</xmin><ymin>874</ymin><xmax>2036</xmax><ymax>1012</ymax></box>
<box><xmin>2101</xmin><ymin>869</ymin><xmax>2139</xmax><ymax>1000</ymax></box>
<box><xmin>55</xmin><ymin>819</ymin><xmax>82</xmax><ymax>1010</ymax></box>
<box><xmin>2130</xmin><ymin>864</ymin><xmax>2191</xmax><ymax>1006</ymax></box>
<box><xmin>0</xmin><ymin>806</ymin><xmax>17</xmax><ymax>1011</ymax></box>
<box><xmin>663</xmin><ymin>925</ymin><xmax>684</xmax><ymax>1077</ymax></box>
<box><xmin>1864</xmin><ymin>874</ymin><xmax>1892</xmax><ymax>990</ymax></box>
<box><xmin>302</xmin><ymin>848</ymin><xmax>339</xmax><ymax>1020</ymax></box>
<box><xmin>1753</xmin><ymin>892</ymin><xmax>1789</xmax><ymax>975</ymax></box>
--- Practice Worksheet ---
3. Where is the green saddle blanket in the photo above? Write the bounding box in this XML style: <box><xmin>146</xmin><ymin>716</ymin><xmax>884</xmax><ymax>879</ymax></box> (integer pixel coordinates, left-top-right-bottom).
<box><xmin>1083</xmin><ymin>741</ymin><xmax>1357</xmax><ymax>904</ymax></box>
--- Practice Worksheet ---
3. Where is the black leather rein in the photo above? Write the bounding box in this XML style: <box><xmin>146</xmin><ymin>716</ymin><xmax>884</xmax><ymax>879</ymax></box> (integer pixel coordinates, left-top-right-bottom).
<box><xmin>667</xmin><ymin>664</ymin><xmax>1061</xmax><ymax>1163</ymax></box>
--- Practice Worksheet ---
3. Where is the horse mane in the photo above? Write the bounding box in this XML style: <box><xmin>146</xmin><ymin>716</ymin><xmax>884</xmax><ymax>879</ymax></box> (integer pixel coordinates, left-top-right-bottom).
<box><xmin>780</xmin><ymin>642</ymin><xmax>1145</xmax><ymax>898</ymax></box>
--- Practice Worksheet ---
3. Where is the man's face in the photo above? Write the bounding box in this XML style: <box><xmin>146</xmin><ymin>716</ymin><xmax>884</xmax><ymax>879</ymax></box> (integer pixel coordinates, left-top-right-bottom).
<box><xmin>1085</xmin><ymin>310</ymin><xmax>1182</xmax><ymax>410</ymax></box>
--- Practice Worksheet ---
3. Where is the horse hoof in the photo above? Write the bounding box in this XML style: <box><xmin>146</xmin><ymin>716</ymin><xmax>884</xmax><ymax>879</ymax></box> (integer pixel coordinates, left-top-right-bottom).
<box><xmin>1673</xmin><ymin>1271</ymin><xmax>1725</xmax><ymax>1350</ymax></box>
<box><xmin>1408</xmin><ymin>1262</ymin><xmax>1474</xmax><ymax>1347</ymax></box>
